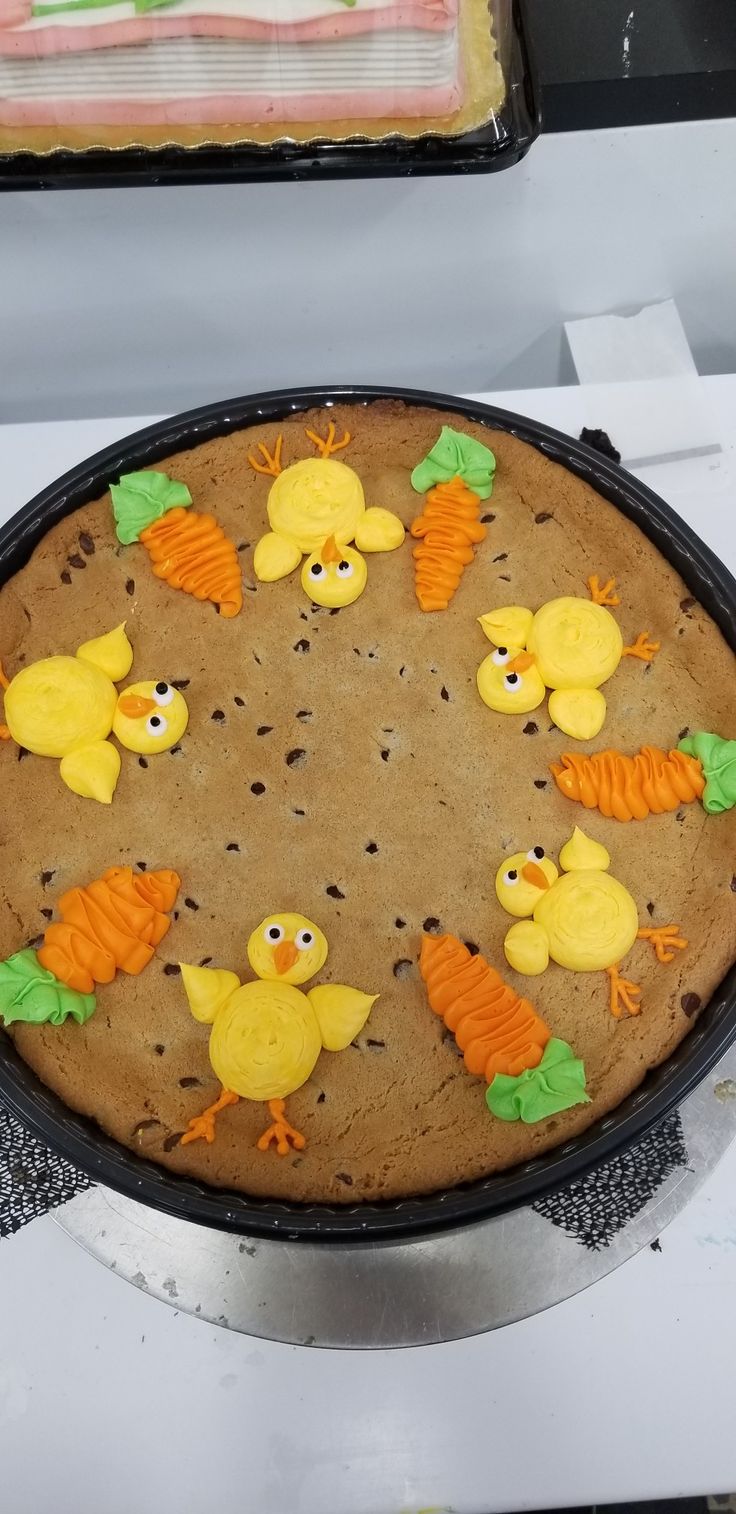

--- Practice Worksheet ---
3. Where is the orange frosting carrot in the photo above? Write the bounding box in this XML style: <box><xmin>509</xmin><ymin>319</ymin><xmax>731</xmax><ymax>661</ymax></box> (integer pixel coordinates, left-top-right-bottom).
<box><xmin>38</xmin><ymin>866</ymin><xmax>180</xmax><ymax>995</ymax></box>
<box><xmin>140</xmin><ymin>508</ymin><xmax>242</xmax><ymax>618</ymax></box>
<box><xmin>419</xmin><ymin>933</ymin><xmax>551</xmax><ymax>1082</ymax></box>
<box><xmin>550</xmin><ymin>746</ymin><xmax>705</xmax><ymax>822</ymax></box>
<box><xmin>409</xmin><ymin>477</ymin><xmax>486</xmax><ymax>612</ymax></box>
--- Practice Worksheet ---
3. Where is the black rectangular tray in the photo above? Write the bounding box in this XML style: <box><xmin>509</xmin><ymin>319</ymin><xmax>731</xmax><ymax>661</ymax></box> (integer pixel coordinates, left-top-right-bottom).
<box><xmin>1</xmin><ymin>383</ymin><xmax>735</xmax><ymax>1242</ymax></box>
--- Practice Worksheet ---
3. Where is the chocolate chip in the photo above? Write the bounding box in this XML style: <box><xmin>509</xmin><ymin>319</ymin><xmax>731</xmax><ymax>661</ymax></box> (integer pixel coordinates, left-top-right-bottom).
<box><xmin>68</xmin><ymin>554</ymin><xmax>86</xmax><ymax>570</ymax></box>
<box><xmin>366</xmin><ymin>1038</ymin><xmax>385</xmax><ymax>1048</ymax></box>
<box><xmin>233</xmin><ymin>695</ymin><xmax>245</xmax><ymax>707</ymax></box>
<box><xmin>226</xmin><ymin>842</ymin><xmax>240</xmax><ymax>852</ymax></box>
<box><xmin>296</xmin><ymin>710</ymin><xmax>312</xmax><ymax>722</ymax></box>
<box><xmin>25</xmin><ymin>934</ymin><xmax>44</xmax><ymax>950</ymax></box>
<box><xmin>252</xmin><ymin>652</ymin><xmax>261</xmax><ymax>665</ymax></box>
<box><xmin>153</xmin><ymin>1044</ymin><xmax>165</xmax><ymax>1056</ymax></box>
<box><xmin>293</xmin><ymin>638</ymin><xmax>310</xmax><ymax>653</ymax></box>
<box><xmin>395</xmin><ymin>917</ymin><xmax>406</xmax><ymax>929</ymax></box>
<box><xmin>286</xmin><ymin>748</ymin><xmax>306</xmax><ymax>767</ymax></box>
<box><xmin>399</xmin><ymin>665</ymin><xmax>407</xmax><ymax>677</ymax></box>
<box><xmin>211</xmin><ymin>709</ymin><xmax>225</xmax><ymax>722</ymax></box>
<box><xmin>523</xmin><ymin>721</ymin><xmax>538</xmax><ymax>735</ymax></box>
<box><xmin>237</xmin><ymin>542</ymin><xmax>249</xmax><ymax>552</ymax></box>
<box><xmin>731</xmin><ymin>876</ymin><xmax>736</xmax><ymax>893</ymax></box>
<box><xmin>257</xmin><ymin>725</ymin><xmax>273</xmax><ymax>736</ymax></box>
<box><xmin>440</xmin><ymin>686</ymin><xmax>450</xmax><ymax>701</ymax></box>
<box><xmin>393</xmin><ymin>959</ymin><xmax>413</xmax><ymax>979</ymax></box>
<box><xmin>172</xmin><ymin>678</ymin><xmax>190</xmax><ymax>690</ymax></box>
<box><xmin>79</xmin><ymin>532</ymin><xmax>95</xmax><ymax>556</ymax></box>
<box><xmin>138</xmin><ymin>756</ymin><xmax>148</xmax><ymax>769</ymax></box>
<box><xmin>534</xmin><ymin>779</ymin><xmax>548</xmax><ymax>789</ymax></box>
<box><xmin>136</xmin><ymin>861</ymin><xmax>147</xmax><ymax>871</ymax></box>
<box><xmin>132</xmin><ymin>1119</ymin><xmax>160</xmax><ymax>1139</ymax></box>
<box><xmin>535</xmin><ymin>512</ymin><xmax>553</xmax><ymax>525</ymax></box>
<box><xmin>169</xmin><ymin>745</ymin><xmax>182</xmax><ymax>755</ymax></box>
<box><xmin>17</xmin><ymin>746</ymin><xmax>29</xmax><ymax>762</ymax></box>
<box><xmin>676</xmin><ymin>809</ymin><xmax>686</xmax><ymax>823</ymax></box>
<box><xmin>335</xmin><ymin>1172</ymin><xmax>353</xmax><ymax>1186</ymax></box>
<box><xmin>646</xmin><ymin>901</ymin><xmax>655</xmax><ymax>916</ymax></box>
<box><xmin>164</xmin><ymin>1132</ymin><xmax>184</xmax><ymax>1152</ymax></box>
<box><xmin>681</xmin><ymin>992</ymin><xmax>701</xmax><ymax>1017</ymax></box>
<box><xmin>493</xmin><ymin>552</ymin><xmax>509</xmax><ymax>563</ymax></box>
<box><xmin>480</xmin><ymin>513</ymin><xmax>495</xmax><ymax>524</ymax></box>
<box><xmin>498</xmin><ymin>574</ymin><xmax>512</xmax><ymax>583</ymax></box>
<box><xmin>179</xmin><ymin>1077</ymin><xmax>201</xmax><ymax>1089</ymax></box>
<box><xmin>125</xmin><ymin>578</ymin><xmax>135</xmax><ymax>596</ymax></box>
<box><xmin>292</xmin><ymin>808</ymin><xmax>305</xmax><ymax>816</ymax></box>
<box><xmin>317</xmin><ymin>1091</ymin><xmax>326</xmax><ymax>1103</ymax></box>
<box><xmin>251</xmin><ymin>782</ymin><xmax>266</xmax><ymax>795</ymax></box>
<box><xmin>184</xmin><ymin>897</ymin><xmax>199</xmax><ymax>911</ymax></box>
<box><xmin>680</xmin><ymin>596</ymin><xmax>696</xmax><ymax>613</ymax></box>
<box><xmin>40</xmin><ymin>907</ymin><xmax>53</xmax><ymax>920</ymax></box>
<box><xmin>163</xmin><ymin>963</ymin><xmax>181</xmax><ymax>976</ymax></box>
<box><xmin>365</xmin><ymin>842</ymin><xmax>379</xmax><ymax>854</ymax></box>
<box><xmin>199</xmin><ymin>956</ymin><xmax>212</xmax><ymax>967</ymax></box>
<box><xmin>380</xmin><ymin>749</ymin><xmax>390</xmax><ymax>762</ymax></box>
<box><xmin>60</xmin><ymin>570</ymin><xmax>72</xmax><ymax>585</ymax></box>
<box><xmin>329</xmin><ymin>607</ymin><xmax>341</xmax><ymax>616</ymax></box>
<box><xmin>423</xmin><ymin>916</ymin><xmax>441</xmax><ymax>934</ymax></box>
<box><xmin>464</xmin><ymin>941</ymin><xmax>480</xmax><ymax>956</ymax></box>
<box><xmin>678</xmin><ymin>726</ymin><xmax>689</xmax><ymax>741</ymax></box>
<box><xmin>326</xmin><ymin>884</ymin><xmax>345</xmax><ymax>899</ymax></box>
<box><xmin>40</xmin><ymin>870</ymin><xmax>55</xmax><ymax>887</ymax></box>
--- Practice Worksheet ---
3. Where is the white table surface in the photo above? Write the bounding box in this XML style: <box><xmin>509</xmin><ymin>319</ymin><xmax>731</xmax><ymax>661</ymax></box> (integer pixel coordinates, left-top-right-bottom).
<box><xmin>1</xmin><ymin>378</ymin><xmax>736</xmax><ymax>1514</ymax></box>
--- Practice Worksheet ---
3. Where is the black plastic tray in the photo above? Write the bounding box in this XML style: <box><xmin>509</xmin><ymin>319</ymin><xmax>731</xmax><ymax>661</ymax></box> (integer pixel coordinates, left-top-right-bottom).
<box><xmin>1</xmin><ymin>384</ymin><xmax>735</xmax><ymax>1243</ymax></box>
<box><xmin>0</xmin><ymin>0</ymin><xmax>539</xmax><ymax>190</ymax></box>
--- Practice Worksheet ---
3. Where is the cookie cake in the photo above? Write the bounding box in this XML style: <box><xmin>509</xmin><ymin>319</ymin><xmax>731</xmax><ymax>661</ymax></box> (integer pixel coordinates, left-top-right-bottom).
<box><xmin>1</xmin><ymin>399</ymin><xmax>735</xmax><ymax>1207</ymax></box>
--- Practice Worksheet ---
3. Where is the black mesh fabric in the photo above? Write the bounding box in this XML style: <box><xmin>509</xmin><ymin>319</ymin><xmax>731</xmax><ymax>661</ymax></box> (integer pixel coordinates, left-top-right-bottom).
<box><xmin>0</xmin><ymin>1104</ymin><xmax>91</xmax><ymax>1239</ymax></box>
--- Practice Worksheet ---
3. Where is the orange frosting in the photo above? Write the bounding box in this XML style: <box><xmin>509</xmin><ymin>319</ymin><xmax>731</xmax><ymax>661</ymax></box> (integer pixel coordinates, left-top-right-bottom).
<box><xmin>550</xmin><ymin>746</ymin><xmax>705</xmax><ymax>822</ymax></box>
<box><xmin>409</xmin><ymin>476</ymin><xmax>486</xmax><ymax>612</ymax></box>
<box><xmin>141</xmin><ymin>507</ymin><xmax>243</xmax><ymax>618</ymax></box>
<box><xmin>419</xmin><ymin>933</ymin><xmax>551</xmax><ymax>1082</ymax></box>
<box><xmin>38</xmin><ymin>866</ymin><xmax>181</xmax><ymax>994</ymax></box>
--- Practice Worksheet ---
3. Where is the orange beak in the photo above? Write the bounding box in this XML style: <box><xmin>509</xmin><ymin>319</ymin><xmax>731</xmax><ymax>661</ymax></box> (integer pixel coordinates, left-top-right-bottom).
<box><xmin>508</xmin><ymin>651</ymin><xmax>536</xmax><ymax>674</ymax></box>
<box><xmin>522</xmin><ymin>861</ymin><xmax>550</xmax><ymax>890</ymax></box>
<box><xmin>273</xmin><ymin>938</ymin><xmax>299</xmax><ymax>975</ymax></box>
<box><xmin>117</xmin><ymin>693</ymin><xmax>156</xmax><ymax>718</ymax></box>
<box><xmin>321</xmin><ymin>535</ymin><xmax>341</xmax><ymax>565</ymax></box>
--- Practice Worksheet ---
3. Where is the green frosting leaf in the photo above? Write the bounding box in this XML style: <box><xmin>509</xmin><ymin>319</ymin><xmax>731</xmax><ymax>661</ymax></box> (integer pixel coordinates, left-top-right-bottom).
<box><xmin>486</xmin><ymin>1038</ymin><xmax>590</xmax><ymax>1124</ymax></box>
<box><xmin>678</xmin><ymin>730</ymin><xmax>736</xmax><ymax>814</ymax></box>
<box><xmin>110</xmin><ymin>469</ymin><xmax>191</xmax><ymax>545</ymax></box>
<box><xmin>410</xmin><ymin>426</ymin><xmax>497</xmax><ymax>500</ymax></box>
<box><xmin>0</xmin><ymin>950</ymin><xmax>96</xmax><ymax>1028</ymax></box>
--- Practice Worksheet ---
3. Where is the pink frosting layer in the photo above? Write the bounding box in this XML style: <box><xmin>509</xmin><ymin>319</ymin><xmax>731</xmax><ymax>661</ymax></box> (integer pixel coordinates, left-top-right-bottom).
<box><xmin>0</xmin><ymin>1</ymin><xmax>457</xmax><ymax>54</ymax></box>
<box><xmin>0</xmin><ymin>79</ymin><xmax>460</xmax><ymax>122</ymax></box>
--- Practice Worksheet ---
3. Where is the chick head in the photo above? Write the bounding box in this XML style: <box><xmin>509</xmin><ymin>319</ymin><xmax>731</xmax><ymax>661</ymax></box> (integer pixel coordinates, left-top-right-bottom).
<box><xmin>495</xmin><ymin>846</ymin><xmax>559</xmax><ymax>918</ymax></box>
<box><xmin>247</xmin><ymin>912</ymin><xmax>328</xmax><ymax>986</ymax></box>
<box><xmin>477</xmin><ymin>645</ymin><xmax>546</xmax><ymax>715</ymax></box>
<box><xmin>301</xmin><ymin>536</ymin><xmax>367</xmax><ymax>608</ymax></box>
<box><xmin>112</xmin><ymin>680</ymin><xmax>189</xmax><ymax>754</ymax></box>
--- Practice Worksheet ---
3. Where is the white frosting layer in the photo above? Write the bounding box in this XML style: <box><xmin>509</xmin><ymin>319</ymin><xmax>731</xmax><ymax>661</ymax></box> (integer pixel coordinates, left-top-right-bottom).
<box><xmin>25</xmin><ymin>0</ymin><xmax>400</xmax><ymax>30</ymax></box>
<box><xmin>0</xmin><ymin>27</ymin><xmax>457</xmax><ymax>95</ymax></box>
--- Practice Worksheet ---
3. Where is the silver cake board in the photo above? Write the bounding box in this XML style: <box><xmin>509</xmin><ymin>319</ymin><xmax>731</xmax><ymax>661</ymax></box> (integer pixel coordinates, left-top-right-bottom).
<box><xmin>54</xmin><ymin>1044</ymin><xmax>736</xmax><ymax>1349</ymax></box>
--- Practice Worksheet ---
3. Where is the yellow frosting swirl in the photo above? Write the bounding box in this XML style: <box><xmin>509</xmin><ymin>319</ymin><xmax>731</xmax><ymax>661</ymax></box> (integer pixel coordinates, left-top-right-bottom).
<box><xmin>208</xmin><ymin>980</ymin><xmax>322</xmax><ymax>1101</ymax></box>
<box><xmin>267</xmin><ymin>458</ymin><xmax>365</xmax><ymax>553</ymax></box>
<box><xmin>559</xmin><ymin>825</ymin><xmax>610</xmax><ymax>873</ymax></box>
<box><xmin>4</xmin><ymin>656</ymin><xmax>116</xmax><ymax>758</ymax></box>
<box><xmin>528</xmin><ymin>597</ymin><xmax>623</xmax><ymax>690</ymax></box>
<box><xmin>533</xmin><ymin>870</ymin><xmax>638</xmax><ymax>971</ymax></box>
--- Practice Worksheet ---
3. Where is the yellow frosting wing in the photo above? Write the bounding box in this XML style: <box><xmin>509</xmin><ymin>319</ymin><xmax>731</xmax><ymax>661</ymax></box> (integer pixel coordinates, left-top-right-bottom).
<box><xmin>559</xmin><ymin>825</ymin><xmax>611</xmax><ymax>873</ymax></box>
<box><xmin>307</xmin><ymin>984</ymin><xmax>378</xmax><ymax>1051</ymax></box>
<box><xmin>354</xmin><ymin>508</ymin><xmax>405</xmax><ymax>553</ymax></box>
<box><xmin>180</xmin><ymin>963</ymin><xmax>241</xmax><ymax>1023</ymax></box>
<box><xmin>59</xmin><ymin>740</ymin><xmax>121</xmax><ymax>803</ymax></box>
<box><xmin>76</xmin><ymin>623</ymin><xmax>134</xmax><ymax>682</ymax></box>
<box><xmin>478</xmin><ymin>607</ymin><xmax>534</xmax><ymax>647</ymax></box>
<box><xmin>253</xmin><ymin>531</ymin><xmax>302</xmax><ymax>583</ymax></box>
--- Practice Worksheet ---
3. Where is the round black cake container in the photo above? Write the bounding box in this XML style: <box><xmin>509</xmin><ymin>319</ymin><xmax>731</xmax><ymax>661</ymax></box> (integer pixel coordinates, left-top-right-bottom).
<box><xmin>1</xmin><ymin>385</ymin><xmax>735</xmax><ymax>1243</ymax></box>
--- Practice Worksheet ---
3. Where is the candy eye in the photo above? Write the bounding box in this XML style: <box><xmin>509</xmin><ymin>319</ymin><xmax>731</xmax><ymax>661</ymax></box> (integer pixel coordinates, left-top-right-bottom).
<box><xmin>264</xmin><ymin>923</ymin><xmax>285</xmax><ymax>944</ymax></box>
<box><xmin>295</xmin><ymin>928</ymin><xmax>315</xmax><ymax>950</ymax></box>
<box><xmin>145</xmin><ymin>713</ymin><xmax>168</xmax><ymax>735</ymax></box>
<box><xmin>153</xmin><ymin>681</ymin><xmax>175</xmax><ymax>707</ymax></box>
<box><xmin>503</xmin><ymin>672</ymin><xmax>520</xmax><ymax>691</ymax></box>
<box><xmin>527</xmin><ymin>846</ymin><xmax>545</xmax><ymax>861</ymax></box>
<box><xmin>492</xmin><ymin>647</ymin><xmax>511</xmax><ymax>666</ymax></box>
<box><xmin>503</xmin><ymin>868</ymin><xmax>519</xmax><ymax>886</ymax></box>
<box><xmin>336</xmin><ymin>560</ymin><xmax>354</xmax><ymax>579</ymax></box>
<box><xmin>308</xmin><ymin>563</ymin><xmax>324</xmax><ymax>579</ymax></box>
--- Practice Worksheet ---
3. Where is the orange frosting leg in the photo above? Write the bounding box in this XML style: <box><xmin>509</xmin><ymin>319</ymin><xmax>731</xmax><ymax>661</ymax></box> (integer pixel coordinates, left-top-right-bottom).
<box><xmin>38</xmin><ymin>866</ymin><xmax>181</xmax><ymax>994</ymax></box>
<box><xmin>550</xmin><ymin>746</ymin><xmax>705</xmax><ymax>821</ymax></box>
<box><xmin>588</xmin><ymin>574</ymin><xmax>621</xmax><ymax>607</ymax></box>
<box><xmin>637</xmin><ymin>925</ymin><xmax>688</xmax><ymax>964</ymax></box>
<box><xmin>256</xmin><ymin>1097</ymin><xmax>306</xmax><ymax>1156</ymax></box>
<box><xmin>410</xmin><ymin>477</ymin><xmax>486</xmax><ymax>612</ymax></box>
<box><xmin>180</xmin><ymin>1087</ymin><xmax>240</xmax><ymax>1146</ymax></box>
<box><xmin>606</xmin><ymin>964</ymin><xmax>642</xmax><ymax>1018</ymax></box>
<box><xmin>247</xmin><ymin>435</ymin><xmax>283</xmax><ymax>477</ymax></box>
<box><xmin>140</xmin><ymin>508</ymin><xmax>243</xmax><ymax>618</ymax></box>
<box><xmin>419</xmin><ymin>933</ymin><xmax>551</xmax><ymax>1082</ymax></box>
<box><xmin>0</xmin><ymin>660</ymin><xmax>10</xmax><ymax>691</ymax></box>
<box><xmin>623</xmin><ymin>631</ymin><xmax>660</xmax><ymax>662</ymax></box>
<box><xmin>305</xmin><ymin>421</ymin><xmax>351</xmax><ymax>458</ymax></box>
<box><xmin>0</xmin><ymin>725</ymin><xmax>10</xmax><ymax>741</ymax></box>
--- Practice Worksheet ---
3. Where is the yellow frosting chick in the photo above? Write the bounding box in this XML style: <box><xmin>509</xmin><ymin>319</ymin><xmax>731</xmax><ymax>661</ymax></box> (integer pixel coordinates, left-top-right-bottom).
<box><xmin>0</xmin><ymin>624</ymin><xmax>188</xmax><ymax>802</ymax></box>
<box><xmin>496</xmin><ymin>826</ymin><xmax>687</xmax><ymax>1017</ymax></box>
<box><xmin>477</xmin><ymin>578</ymin><xmax>659</xmax><ymax>740</ymax></box>
<box><xmin>248</xmin><ymin>424</ymin><xmax>404</xmax><ymax>603</ymax></box>
<box><xmin>300</xmin><ymin>535</ymin><xmax>368</xmax><ymax>608</ymax></box>
<box><xmin>179</xmin><ymin>912</ymin><xmax>377</xmax><ymax>1154</ymax></box>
